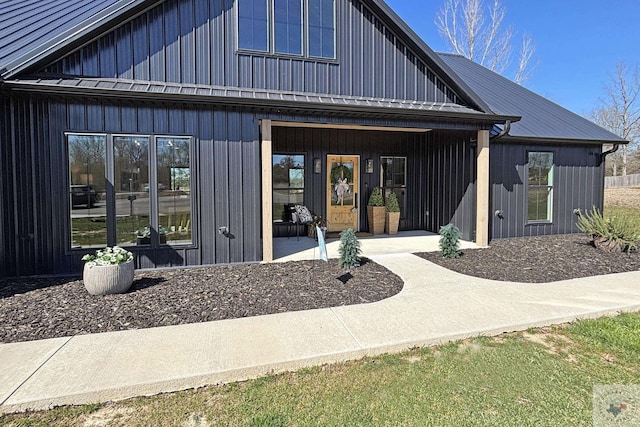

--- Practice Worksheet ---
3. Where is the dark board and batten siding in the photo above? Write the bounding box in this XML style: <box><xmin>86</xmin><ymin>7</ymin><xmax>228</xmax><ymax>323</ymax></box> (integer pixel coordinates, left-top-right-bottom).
<box><xmin>490</xmin><ymin>141</ymin><xmax>604</xmax><ymax>239</ymax></box>
<box><xmin>0</xmin><ymin>94</ymin><xmax>263</xmax><ymax>277</ymax></box>
<box><xmin>45</xmin><ymin>0</ymin><xmax>463</xmax><ymax>105</ymax></box>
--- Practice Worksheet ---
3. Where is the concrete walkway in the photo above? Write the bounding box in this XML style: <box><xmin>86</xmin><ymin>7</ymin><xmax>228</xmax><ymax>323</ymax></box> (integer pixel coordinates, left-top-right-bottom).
<box><xmin>2</xmin><ymin>253</ymin><xmax>640</xmax><ymax>414</ymax></box>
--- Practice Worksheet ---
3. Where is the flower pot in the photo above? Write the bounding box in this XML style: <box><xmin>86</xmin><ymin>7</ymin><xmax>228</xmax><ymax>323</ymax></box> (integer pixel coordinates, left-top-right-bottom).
<box><xmin>367</xmin><ymin>206</ymin><xmax>385</xmax><ymax>235</ymax></box>
<box><xmin>83</xmin><ymin>261</ymin><xmax>135</xmax><ymax>295</ymax></box>
<box><xmin>385</xmin><ymin>211</ymin><xmax>400</xmax><ymax>235</ymax></box>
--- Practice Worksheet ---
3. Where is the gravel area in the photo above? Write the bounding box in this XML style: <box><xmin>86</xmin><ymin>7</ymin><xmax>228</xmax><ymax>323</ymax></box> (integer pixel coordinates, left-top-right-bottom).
<box><xmin>0</xmin><ymin>259</ymin><xmax>402</xmax><ymax>344</ymax></box>
<box><xmin>418</xmin><ymin>234</ymin><xmax>640</xmax><ymax>283</ymax></box>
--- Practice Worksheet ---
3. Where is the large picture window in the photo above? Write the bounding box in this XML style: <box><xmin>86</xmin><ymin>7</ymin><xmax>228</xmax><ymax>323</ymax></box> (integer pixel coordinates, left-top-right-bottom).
<box><xmin>67</xmin><ymin>133</ymin><xmax>193</xmax><ymax>249</ymax></box>
<box><xmin>68</xmin><ymin>134</ymin><xmax>107</xmax><ymax>248</ymax></box>
<box><xmin>381</xmin><ymin>156</ymin><xmax>407</xmax><ymax>218</ymax></box>
<box><xmin>272</xmin><ymin>154</ymin><xmax>304</xmax><ymax>222</ymax></box>
<box><xmin>238</xmin><ymin>0</ymin><xmax>335</xmax><ymax>59</ymax></box>
<box><xmin>527</xmin><ymin>152</ymin><xmax>553</xmax><ymax>222</ymax></box>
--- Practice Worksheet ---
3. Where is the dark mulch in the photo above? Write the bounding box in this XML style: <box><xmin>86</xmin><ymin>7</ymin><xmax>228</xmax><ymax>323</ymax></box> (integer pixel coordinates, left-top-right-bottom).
<box><xmin>418</xmin><ymin>234</ymin><xmax>640</xmax><ymax>283</ymax></box>
<box><xmin>0</xmin><ymin>259</ymin><xmax>402</xmax><ymax>344</ymax></box>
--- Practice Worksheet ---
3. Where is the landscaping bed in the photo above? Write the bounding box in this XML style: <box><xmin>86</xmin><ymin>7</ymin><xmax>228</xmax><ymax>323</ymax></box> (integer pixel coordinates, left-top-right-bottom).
<box><xmin>0</xmin><ymin>259</ymin><xmax>402</xmax><ymax>344</ymax></box>
<box><xmin>418</xmin><ymin>234</ymin><xmax>640</xmax><ymax>283</ymax></box>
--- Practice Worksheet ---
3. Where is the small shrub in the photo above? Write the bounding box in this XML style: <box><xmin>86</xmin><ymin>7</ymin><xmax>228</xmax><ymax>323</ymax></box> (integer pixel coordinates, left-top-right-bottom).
<box><xmin>439</xmin><ymin>224</ymin><xmax>461</xmax><ymax>259</ymax></box>
<box><xmin>385</xmin><ymin>192</ymin><xmax>400</xmax><ymax>213</ymax></box>
<box><xmin>576</xmin><ymin>207</ymin><xmax>640</xmax><ymax>252</ymax></box>
<box><xmin>338</xmin><ymin>228</ymin><xmax>361</xmax><ymax>271</ymax></box>
<box><xmin>368</xmin><ymin>187</ymin><xmax>384</xmax><ymax>207</ymax></box>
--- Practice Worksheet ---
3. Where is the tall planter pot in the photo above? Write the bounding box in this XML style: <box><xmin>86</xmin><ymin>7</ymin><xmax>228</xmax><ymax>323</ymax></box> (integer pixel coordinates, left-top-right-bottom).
<box><xmin>367</xmin><ymin>206</ymin><xmax>386</xmax><ymax>235</ymax></box>
<box><xmin>83</xmin><ymin>261</ymin><xmax>135</xmax><ymax>295</ymax></box>
<box><xmin>386</xmin><ymin>212</ymin><xmax>400</xmax><ymax>235</ymax></box>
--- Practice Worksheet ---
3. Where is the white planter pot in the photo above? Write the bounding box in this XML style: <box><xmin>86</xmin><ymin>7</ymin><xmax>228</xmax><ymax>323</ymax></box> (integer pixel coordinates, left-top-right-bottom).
<box><xmin>83</xmin><ymin>261</ymin><xmax>135</xmax><ymax>295</ymax></box>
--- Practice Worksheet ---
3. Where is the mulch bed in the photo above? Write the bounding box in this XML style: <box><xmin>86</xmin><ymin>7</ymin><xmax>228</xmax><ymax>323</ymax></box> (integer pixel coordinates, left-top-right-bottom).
<box><xmin>0</xmin><ymin>259</ymin><xmax>402</xmax><ymax>344</ymax></box>
<box><xmin>418</xmin><ymin>234</ymin><xmax>640</xmax><ymax>283</ymax></box>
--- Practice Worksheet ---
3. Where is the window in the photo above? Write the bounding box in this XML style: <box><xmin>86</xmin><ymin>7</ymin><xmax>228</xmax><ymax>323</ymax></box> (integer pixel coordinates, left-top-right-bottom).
<box><xmin>68</xmin><ymin>134</ymin><xmax>107</xmax><ymax>248</ymax></box>
<box><xmin>114</xmin><ymin>136</ymin><xmax>150</xmax><ymax>245</ymax></box>
<box><xmin>308</xmin><ymin>0</ymin><xmax>335</xmax><ymax>58</ymax></box>
<box><xmin>527</xmin><ymin>152</ymin><xmax>553</xmax><ymax>222</ymax></box>
<box><xmin>238</xmin><ymin>0</ymin><xmax>269</xmax><ymax>51</ymax></box>
<box><xmin>238</xmin><ymin>0</ymin><xmax>335</xmax><ymax>59</ymax></box>
<box><xmin>272</xmin><ymin>154</ymin><xmax>304</xmax><ymax>222</ymax></box>
<box><xmin>380</xmin><ymin>156</ymin><xmax>407</xmax><ymax>218</ymax></box>
<box><xmin>68</xmin><ymin>133</ymin><xmax>193</xmax><ymax>249</ymax></box>
<box><xmin>274</xmin><ymin>0</ymin><xmax>303</xmax><ymax>55</ymax></box>
<box><xmin>157</xmin><ymin>137</ymin><xmax>193</xmax><ymax>245</ymax></box>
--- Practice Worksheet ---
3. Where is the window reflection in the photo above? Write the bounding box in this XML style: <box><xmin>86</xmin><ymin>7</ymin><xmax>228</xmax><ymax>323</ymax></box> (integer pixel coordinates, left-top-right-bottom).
<box><xmin>272</xmin><ymin>154</ymin><xmax>304</xmax><ymax>222</ymax></box>
<box><xmin>113</xmin><ymin>136</ymin><xmax>150</xmax><ymax>245</ymax></box>
<box><xmin>68</xmin><ymin>134</ymin><xmax>107</xmax><ymax>248</ymax></box>
<box><xmin>157</xmin><ymin>137</ymin><xmax>192</xmax><ymax>244</ymax></box>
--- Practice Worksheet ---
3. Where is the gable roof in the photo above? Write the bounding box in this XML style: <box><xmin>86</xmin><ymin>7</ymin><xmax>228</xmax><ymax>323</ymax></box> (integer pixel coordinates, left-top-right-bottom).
<box><xmin>438</xmin><ymin>53</ymin><xmax>627</xmax><ymax>144</ymax></box>
<box><xmin>0</xmin><ymin>0</ymin><xmax>500</xmax><ymax>121</ymax></box>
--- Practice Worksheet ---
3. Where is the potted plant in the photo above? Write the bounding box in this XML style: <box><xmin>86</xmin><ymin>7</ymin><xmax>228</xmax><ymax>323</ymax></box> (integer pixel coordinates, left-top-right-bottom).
<box><xmin>367</xmin><ymin>187</ymin><xmax>385</xmax><ymax>235</ymax></box>
<box><xmin>135</xmin><ymin>225</ymin><xmax>167</xmax><ymax>245</ymax></box>
<box><xmin>81</xmin><ymin>246</ymin><xmax>135</xmax><ymax>295</ymax></box>
<box><xmin>385</xmin><ymin>191</ymin><xmax>400</xmax><ymax>235</ymax></box>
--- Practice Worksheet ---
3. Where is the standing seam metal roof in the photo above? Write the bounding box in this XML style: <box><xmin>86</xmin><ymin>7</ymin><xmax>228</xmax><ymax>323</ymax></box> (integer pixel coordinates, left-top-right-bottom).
<box><xmin>438</xmin><ymin>53</ymin><xmax>626</xmax><ymax>144</ymax></box>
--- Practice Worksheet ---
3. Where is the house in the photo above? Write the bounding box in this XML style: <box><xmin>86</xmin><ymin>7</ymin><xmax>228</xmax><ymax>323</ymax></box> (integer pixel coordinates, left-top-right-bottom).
<box><xmin>0</xmin><ymin>0</ymin><xmax>626</xmax><ymax>278</ymax></box>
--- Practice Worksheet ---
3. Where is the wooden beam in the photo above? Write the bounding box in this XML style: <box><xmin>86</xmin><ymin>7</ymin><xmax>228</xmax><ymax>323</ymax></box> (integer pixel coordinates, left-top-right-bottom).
<box><xmin>270</xmin><ymin>120</ymin><xmax>431</xmax><ymax>133</ymax></box>
<box><xmin>476</xmin><ymin>130</ymin><xmax>490</xmax><ymax>247</ymax></box>
<box><xmin>260</xmin><ymin>120</ymin><xmax>273</xmax><ymax>262</ymax></box>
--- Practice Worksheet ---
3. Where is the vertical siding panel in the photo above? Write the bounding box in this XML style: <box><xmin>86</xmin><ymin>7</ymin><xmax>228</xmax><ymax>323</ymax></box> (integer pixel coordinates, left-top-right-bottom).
<box><xmin>241</xmin><ymin>114</ymin><xmax>260</xmax><ymax>261</ymax></box>
<box><xmin>115</xmin><ymin>24</ymin><xmax>133</xmax><ymax>79</ymax></box>
<box><xmin>291</xmin><ymin>60</ymin><xmax>304</xmax><ymax>92</ymax></box>
<box><xmin>279</xmin><ymin>58</ymin><xmax>292</xmax><ymax>92</ymax></box>
<box><xmin>195</xmin><ymin>0</ymin><xmax>211</xmax><ymax>85</ymax></box>
<box><xmin>180</xmin><ymin>0</ymin><xmax>196</xmax><ymax>84</ymax></box>
<box><xmin>224</xmin><ymin>0</ymin><xmax>236</xmax><ymax>87</ymax></box>
<box><xmin>164</xmin><ymin>0</ymin><xmax>181</xmax><ymax>83</ymax></box>
<box><xmin>132</xmin><ymin>14</ymin><xmax>150</xmax><ymax>80</ymax></box>
<box><xmin>227</xmin><ymin>112</ymin><xmax>243</xmax><ymax>261</ymax></box>
<box><xmin>238</xmin><ymin>55</ymin><xmax>253</xmax><ymax>87</ymax></box>
<box><xmin>149</xmin><ymin>5</ymin><xmax>166</xmax><ymax>81</ymax></box>
<box><xmin>213</xmin><ymin>111</ymin><xmax>229</xmax><ymax>263</ymax></box>
<box><xmin>210</xmin><ymin>0</ymin><xmax>225</xmax><ymax>86</ymax></box>
<box><xmin>199</xmin><ymin>109</ymin><xmax>215</xmax><ymax>263</ymax></box>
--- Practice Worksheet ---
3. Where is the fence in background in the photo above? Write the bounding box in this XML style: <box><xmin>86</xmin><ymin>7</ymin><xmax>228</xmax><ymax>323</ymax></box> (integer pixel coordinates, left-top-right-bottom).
<box><xmin>605</xmin><ymin>173</ymin><xmax>640</xmax><ymax>188</ymax></box>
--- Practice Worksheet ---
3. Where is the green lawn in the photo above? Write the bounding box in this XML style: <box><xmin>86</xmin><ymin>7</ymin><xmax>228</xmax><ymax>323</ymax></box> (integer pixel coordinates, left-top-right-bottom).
<box><xmin>3</xmin><ymin>313</ymin><xmax>639</xmax><ymax>426</ymax></box>
<box><xmin>604</xmin><ymin>205</ymin><xmax>640</xmax><ymax>229</ymax></box>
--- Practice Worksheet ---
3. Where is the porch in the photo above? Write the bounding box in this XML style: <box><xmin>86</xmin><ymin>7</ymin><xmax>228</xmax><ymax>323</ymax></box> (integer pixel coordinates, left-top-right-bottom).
<box><xmin>272</xmin><ymin>230</ymin><xmax>479</xmax><ymax>262</ymax></box>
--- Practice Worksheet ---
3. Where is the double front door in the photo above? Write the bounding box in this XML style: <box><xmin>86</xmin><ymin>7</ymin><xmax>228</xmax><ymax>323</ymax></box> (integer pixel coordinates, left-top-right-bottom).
<box><xmin>326</xmin><ymin>155</ymin><xmax>359</xmax><ymax>232</ymax></box>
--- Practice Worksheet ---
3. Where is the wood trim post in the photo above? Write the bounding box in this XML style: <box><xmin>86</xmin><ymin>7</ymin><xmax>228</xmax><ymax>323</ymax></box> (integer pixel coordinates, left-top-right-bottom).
<box><xmin>476</xmin><ymin>130</ymin><xmax>490</xmax><ymax>247</ymax></box>
<box><xmin>261</xmin><ymin>120</ymin><xmax>273</xmax><ymax>261</ymax></box>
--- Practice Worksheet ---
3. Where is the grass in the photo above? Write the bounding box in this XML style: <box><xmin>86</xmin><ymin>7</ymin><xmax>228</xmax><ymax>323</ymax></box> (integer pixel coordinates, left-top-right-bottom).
<box><xmin>604</xmin><ymin>205</ymin><xmax>640</xmax><ymax>229</ymax></box>
<box><xmin>2</xmin><ymin>312</ymin><xmax>639</xmax><ymax>426</ymax></box>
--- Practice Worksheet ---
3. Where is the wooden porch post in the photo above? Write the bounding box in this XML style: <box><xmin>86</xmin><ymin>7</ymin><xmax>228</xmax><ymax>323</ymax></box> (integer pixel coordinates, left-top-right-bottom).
<box><xmin>261</xmin><ymin>120</ymin><xmax>273</xmax><ymax>261</ymax></box>
<box><xmin>476</xmin><ymin>130</ymin><xmax>490</xmax><ymax>247</ymax></box>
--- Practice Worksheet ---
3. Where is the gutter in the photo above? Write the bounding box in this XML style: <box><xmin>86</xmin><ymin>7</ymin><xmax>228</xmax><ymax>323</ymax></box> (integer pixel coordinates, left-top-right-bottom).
<box><xmin>601</xmin><ymin>144</ymin><xmax>620</xmax><ymax>160</ymax></box>
<box><xmin>489</xmin><ymin>120</ymin><xmax>511</xmax><ymax>141</ymax></box>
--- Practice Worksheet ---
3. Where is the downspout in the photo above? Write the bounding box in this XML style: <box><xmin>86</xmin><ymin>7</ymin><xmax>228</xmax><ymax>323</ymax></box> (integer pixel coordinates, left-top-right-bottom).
<box><xmin>601</xmin><ymin>144</ymin><xmax>619</xmax><ymax>159</ymax></box>
<box><xmin>489</xmin><ymin>120</ymin><xmax>511</xmax><ymax>141</ymax></box>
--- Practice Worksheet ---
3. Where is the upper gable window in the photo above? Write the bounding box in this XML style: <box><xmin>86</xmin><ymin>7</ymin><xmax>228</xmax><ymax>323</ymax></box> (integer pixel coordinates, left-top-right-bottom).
<box><xmin>238</xmin><ymin>0</ymin><xmax>335</xmax><ymax>59</ymax></box>
<box><xmin>238</xmin><ymin>0</ymin><xmax>269</xmax><ymax>51</ymax></box>
<box><xmin>308</xmin><ymin>0</ymin><xmax>335</xmax><ymax>58</ymax></box>
<box><xmin>274</xmin><ymin>0</ymin><xmax>303</xmax><ymax>55</ymax></box>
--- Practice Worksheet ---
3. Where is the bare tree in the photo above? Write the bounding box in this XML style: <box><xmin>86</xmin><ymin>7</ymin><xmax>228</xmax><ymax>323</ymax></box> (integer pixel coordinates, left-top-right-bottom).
<box><xmin>591</xmin><ymin>62</ymin><xmax>640</xmax><ymax>176</ymax></box>
<box><xmin>435</xmin><ymin>0</ymin><xmax>535</xmax><ymax>84</ymax></box>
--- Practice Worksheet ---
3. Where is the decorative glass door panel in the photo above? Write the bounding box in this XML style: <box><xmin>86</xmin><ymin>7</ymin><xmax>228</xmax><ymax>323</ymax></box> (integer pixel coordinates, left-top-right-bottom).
<box><xmin>326</xmin><ymin>155</ymin><xmax>359</xmax><ymax>232</ymax></box>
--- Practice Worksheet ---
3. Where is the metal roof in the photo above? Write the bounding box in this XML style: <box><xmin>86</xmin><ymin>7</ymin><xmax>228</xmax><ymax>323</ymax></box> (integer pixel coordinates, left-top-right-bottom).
<box><xmin>438</xmin><ymin>53</ymin><xmax>627</xmax><ymax>144</ymax></box>
<box><xmin>0</xmin><ymin>0</ymin><xmax>494</xmax><ymax>118</ymax></box>
<box><xmin>4</xmin><ymin>75</ymin><xmax>519</xmax><ymax>123</ymax></box>
<box><xmin>0</xmin><ymin>0</ymin><xmax>149</xmax><ymax>78</ymax></box>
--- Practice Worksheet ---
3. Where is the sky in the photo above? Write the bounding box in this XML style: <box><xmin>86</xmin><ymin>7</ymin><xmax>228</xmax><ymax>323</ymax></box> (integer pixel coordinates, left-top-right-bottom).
<box><xmin>385</xmin><ymin>0</ymin><xmax>640</xmax><ymax>117</ymax></box>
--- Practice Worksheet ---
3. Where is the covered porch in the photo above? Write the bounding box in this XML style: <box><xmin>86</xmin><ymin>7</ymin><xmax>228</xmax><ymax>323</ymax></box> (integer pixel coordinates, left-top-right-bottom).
<box><xmin>261</xmin><ymin>119</ymin><xmax>492</xmax><ymax>262</ymax></box>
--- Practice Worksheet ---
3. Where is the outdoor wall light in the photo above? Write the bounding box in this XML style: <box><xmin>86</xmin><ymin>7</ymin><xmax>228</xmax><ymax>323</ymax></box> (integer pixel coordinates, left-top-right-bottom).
<box><xmin>365</xmin><ymin>159</ymin><xmax>374</xmax><ymax>174</ymax></box>
<box><xmin>314</xmin><ymin>158</ymin><xmax>321</xmax><ymax>174</ymax></box>
<box><xmin>218</xmin><ymin>226</ymin><xmax>229</xmax><ymax>236</ymax></box>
